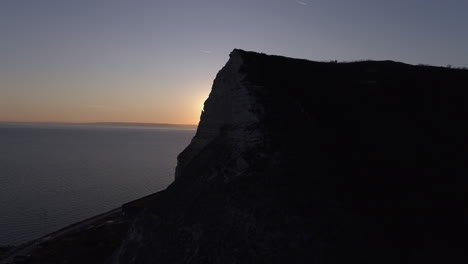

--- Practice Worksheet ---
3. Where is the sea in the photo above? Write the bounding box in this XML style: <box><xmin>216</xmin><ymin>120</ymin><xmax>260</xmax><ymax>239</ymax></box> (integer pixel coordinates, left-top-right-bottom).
<box><xmin>0</xmin><ymin>123</ymin><xmax>196</xmax><ymax>245</ymax></box>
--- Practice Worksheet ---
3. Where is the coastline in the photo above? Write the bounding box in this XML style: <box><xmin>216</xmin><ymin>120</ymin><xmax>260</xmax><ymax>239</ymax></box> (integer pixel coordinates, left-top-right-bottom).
<box><xmin>0</xmin><ymin>207</ymin><xmax>128</xmax><ymax>263</ymax></box>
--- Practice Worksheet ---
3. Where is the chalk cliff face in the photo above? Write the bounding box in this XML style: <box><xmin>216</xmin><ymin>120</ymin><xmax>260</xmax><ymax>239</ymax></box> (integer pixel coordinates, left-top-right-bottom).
<box><xmin>114</xmin><ymin>50</ymin><xmax>468</xmax><ymax>263</ymax></box>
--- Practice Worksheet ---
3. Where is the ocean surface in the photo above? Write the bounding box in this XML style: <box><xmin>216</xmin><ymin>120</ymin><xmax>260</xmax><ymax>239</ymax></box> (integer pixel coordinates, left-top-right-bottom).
<box><xmin>0</xmin><ymin>123</ymin><xmax>195</xmax><ymax>245</ymax></box>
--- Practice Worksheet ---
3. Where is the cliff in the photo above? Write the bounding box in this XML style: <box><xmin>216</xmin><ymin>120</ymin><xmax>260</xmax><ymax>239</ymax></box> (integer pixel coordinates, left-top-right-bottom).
<box><xmin>114</xmin><ymin>50</ymin><xmax>468</xmax><ymax>263</ymax></box>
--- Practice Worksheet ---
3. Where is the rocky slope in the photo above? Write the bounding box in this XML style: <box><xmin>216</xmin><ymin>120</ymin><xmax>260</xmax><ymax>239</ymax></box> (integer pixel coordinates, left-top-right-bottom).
<box><xmin>113</xmin><ymin>49</ymin><xmax>468</xmax><ymax>263</ymax></box>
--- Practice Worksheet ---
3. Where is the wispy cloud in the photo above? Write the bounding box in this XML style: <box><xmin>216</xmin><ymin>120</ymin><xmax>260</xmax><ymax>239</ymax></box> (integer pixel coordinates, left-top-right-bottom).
<box><xmin>201</xmin><ymin>50</ymin><xmax>212</xmax><ymax>54</ymax></box>
<box><xmin>85</xmin><ymin>105</ymin><xmax>107</xmax><ymax>109</ymax></box>
<box><xmin>85</xmin><ymin>105</ymin><xmax>124</xmax><ymax>110</ymax></box>
<box><xmin>296</xmin><ymin>1</ymin><xmax>307</xmax><ymax>5</ymax></box>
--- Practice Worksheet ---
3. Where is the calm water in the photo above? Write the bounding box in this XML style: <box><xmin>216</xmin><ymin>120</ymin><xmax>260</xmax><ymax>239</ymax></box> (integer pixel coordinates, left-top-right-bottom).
<box><xmin>0</xmin><ymin>123</ymin><xmax>195</xmax><ymax>245</ymax></box>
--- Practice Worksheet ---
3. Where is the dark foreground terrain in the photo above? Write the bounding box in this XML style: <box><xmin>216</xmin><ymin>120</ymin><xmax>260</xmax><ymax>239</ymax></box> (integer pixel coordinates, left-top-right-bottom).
<box><xmin>1</xmin><ymin>209</ymin><xmax>129</xmax><ymax>264</ymax></box>
<box><xmin>3</xmin><ymin>49</ymin><xmax>468</xmax><ymax>263</ymax></box>
<box><xmin>114</xmin><ymin>50</ymin><xmax>468</xmax><ymax>264</ymax></box>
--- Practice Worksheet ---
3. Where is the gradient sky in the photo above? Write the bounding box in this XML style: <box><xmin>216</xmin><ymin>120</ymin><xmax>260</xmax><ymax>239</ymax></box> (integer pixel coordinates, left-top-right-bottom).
<box><xmin>2</xmin><ymin>0</ymin><xmax>467</xmax><ymax>124</ymax></box>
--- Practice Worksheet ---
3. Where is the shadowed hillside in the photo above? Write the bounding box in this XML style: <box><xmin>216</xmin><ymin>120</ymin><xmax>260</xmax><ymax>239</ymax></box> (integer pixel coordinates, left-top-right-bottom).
<box><xmin>113</xmin><ymin>49</ymin><xmax>468</xmax><ymax>264</ymax></box>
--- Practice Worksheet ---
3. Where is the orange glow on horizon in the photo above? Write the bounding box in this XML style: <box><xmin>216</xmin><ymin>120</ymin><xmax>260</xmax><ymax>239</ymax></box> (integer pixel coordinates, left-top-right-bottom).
<box><xmin>0</xmin><ymin>73</ymin><xmax>211</xmax><ymax>126</ymax></box>
<box><xmin>0</xmin><ymin>104</ymin><xmax>204</xmax><ymax>125</ymax></box>
<box><xmin>0</xmin><ymin>94</ymin><xmax>207</xmax><ymax>125</ymax></box>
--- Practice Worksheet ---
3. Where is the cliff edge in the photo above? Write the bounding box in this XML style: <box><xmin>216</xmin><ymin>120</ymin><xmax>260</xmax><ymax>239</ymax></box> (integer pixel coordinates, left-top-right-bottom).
<box><xmin>114</xmin><ymin>50</ymin><xmax>468</xmax><ymax>263</ymax></box>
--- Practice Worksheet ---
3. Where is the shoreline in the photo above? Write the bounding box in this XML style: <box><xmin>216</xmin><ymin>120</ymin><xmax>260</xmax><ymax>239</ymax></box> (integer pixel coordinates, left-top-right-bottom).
<box><xmin>0</xmin><ymin>207</ymin><xmax>126</xmax><ymax>263</ymax></box>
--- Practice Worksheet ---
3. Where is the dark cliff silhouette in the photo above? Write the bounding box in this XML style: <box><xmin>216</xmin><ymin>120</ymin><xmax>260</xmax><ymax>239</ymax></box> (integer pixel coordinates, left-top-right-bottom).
<box><xmin>114</xmin><ymin>49</ymin><xmax>468</xmax><ymax>263</ymax></box>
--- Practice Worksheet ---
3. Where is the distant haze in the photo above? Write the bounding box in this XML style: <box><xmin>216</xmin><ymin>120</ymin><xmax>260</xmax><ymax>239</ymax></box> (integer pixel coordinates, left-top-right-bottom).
<box><xmin>2</xmin><ymin>0</ymin><xmax>467</xmax><ymax>124</ymax></box>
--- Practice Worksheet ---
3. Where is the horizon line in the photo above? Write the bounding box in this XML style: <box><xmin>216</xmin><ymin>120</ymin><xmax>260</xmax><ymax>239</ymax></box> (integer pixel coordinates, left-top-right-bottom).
<box><xmin>0</xmin><ymin>121</ymin><xmax>199</xmax><ymax>127</ymax></box>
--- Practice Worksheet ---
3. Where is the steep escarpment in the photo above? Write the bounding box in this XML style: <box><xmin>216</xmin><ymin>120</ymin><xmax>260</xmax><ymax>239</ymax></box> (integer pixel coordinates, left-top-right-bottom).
<box><xmin>114</xmin><ymin>50</ymin><xmax>468</xmax><ymax>264</ymax></box>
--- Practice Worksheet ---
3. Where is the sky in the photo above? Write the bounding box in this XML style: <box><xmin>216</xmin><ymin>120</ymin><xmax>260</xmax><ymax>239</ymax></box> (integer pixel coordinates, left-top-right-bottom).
<box><xmin>1</xmin><ymin>0</ymin><xmax>467</xmax><ymax>124</ymax></box>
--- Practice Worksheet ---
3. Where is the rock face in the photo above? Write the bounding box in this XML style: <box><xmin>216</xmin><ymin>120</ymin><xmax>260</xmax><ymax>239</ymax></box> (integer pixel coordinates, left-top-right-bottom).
<box><xmin>114</xmin><ymin>50</ymin><xmax>468</xmax><ymax>264</ymax></box>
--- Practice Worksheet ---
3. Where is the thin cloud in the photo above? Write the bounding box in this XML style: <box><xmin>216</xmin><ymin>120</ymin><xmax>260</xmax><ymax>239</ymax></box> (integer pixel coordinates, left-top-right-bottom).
<box><xmin>201</xmin><ymin>50</ymin><xmax>212</xmax><ymax>54</ymax></box>
<box><xmin>85</xmin><ymin>105</ymin><xmax>106</xmax><ymax>109</ymax></box>
<box><xmin>296</xmin><ymin>1</ymin><xmax>307</xmax><ymax>5</ymax></box>
<box><xmin>85</xmin><ymin>105</ymin><xmax>123</xmax><ymax>110</ymax></box>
